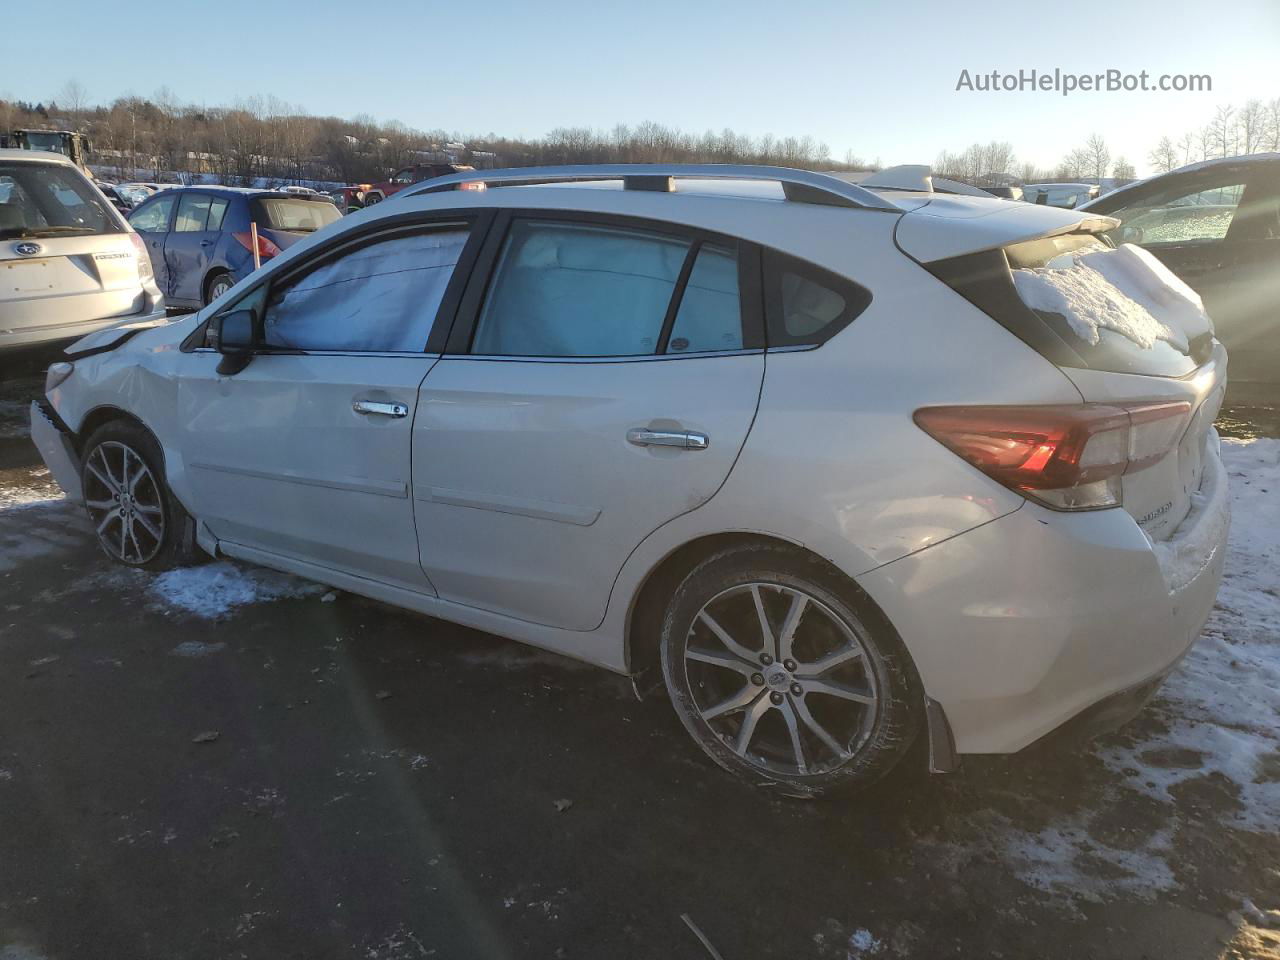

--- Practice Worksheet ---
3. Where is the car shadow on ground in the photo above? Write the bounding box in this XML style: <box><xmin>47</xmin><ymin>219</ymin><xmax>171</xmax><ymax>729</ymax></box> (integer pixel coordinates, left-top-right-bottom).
<box><xmin>1</xmin><ymin>373</ymin><xmax>1277</xmax><ymax>959</ymax></box>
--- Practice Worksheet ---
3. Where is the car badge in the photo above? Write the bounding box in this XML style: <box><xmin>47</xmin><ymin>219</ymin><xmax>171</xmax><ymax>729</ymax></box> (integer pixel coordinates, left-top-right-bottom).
<box><xmin>13</xmin><ymin>241</ymin><xmax>42</xmax><ymax>257</ymax></box>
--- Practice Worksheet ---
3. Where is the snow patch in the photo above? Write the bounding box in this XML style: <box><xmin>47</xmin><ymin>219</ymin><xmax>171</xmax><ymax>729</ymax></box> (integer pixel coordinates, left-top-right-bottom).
<box><xmin>148</xmin><ymin>561</ymin><xmax>323</xmax><ymax>618</ymax></box>
<box><xmin>1098</xmin><ymin>438</ymin><xmax>1280</xmax><ymax>832</ymax></box>
<box><xmin>170</xmin><ymin>640</ymin><xmax>227</xmax><ymax>658</ymax></box>
<box><xmin>1012</xmin><ymin>242</ymin><xmax>1209</xmax><ymax>350</ymax></box>
<box><xmin>1001</xmin><ymin>818</ymin><xmax>1177</xmax><ymax>902</ymax></box>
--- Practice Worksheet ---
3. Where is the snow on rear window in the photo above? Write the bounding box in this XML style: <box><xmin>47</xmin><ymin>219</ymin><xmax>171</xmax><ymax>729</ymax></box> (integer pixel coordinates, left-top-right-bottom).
<box><xmin>1011</xmin><ymin>243</ymin><xmax>1210</xmax><ymax>352</ymax></box>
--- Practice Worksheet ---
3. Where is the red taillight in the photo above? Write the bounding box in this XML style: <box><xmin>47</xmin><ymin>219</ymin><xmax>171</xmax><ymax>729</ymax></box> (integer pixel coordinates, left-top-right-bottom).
<box><xmin>233</xmin><ymin>231</ymin><xmax>282</xmax><ymax>261</ymax></box>
<box><xmin>456</xmin><ymin>181</ymin><xmax>486</xmax><ymax>192</ymax></box>
<box><xmin>914</xmin><ymin>402</ymin><xmax>1191</xmax><ymax>510</ymax></box>
<box><xmin>127</xmin><ymin>232</ymin><xmax>154</xmax><ymax>283</ymax></box>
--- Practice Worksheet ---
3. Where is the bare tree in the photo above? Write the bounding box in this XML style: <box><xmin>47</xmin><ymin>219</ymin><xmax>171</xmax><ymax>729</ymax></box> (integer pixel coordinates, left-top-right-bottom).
<box><xmin>1210</xmin><ymin>105</ymin><xmax>1236</xmax><ymax>158</ymax></box>
<box><xmin>57</xmin><ymin>79</ymin><xmax>89</xmax><ymax>124</ymax></box>
<box><xmin>1111</xmin><ymin>157</ymin><xmax>1136</xmax><ymax>182</ymax></box>
<box><xmin>1148</xmin><ymin>136</ymin><xmax>1179</xmax><ymax>173</ymax></box>
<box><xmin>1084</xmin><ymin>134</ymin><xmax>1110</xmax><ymax>181</ymax></box>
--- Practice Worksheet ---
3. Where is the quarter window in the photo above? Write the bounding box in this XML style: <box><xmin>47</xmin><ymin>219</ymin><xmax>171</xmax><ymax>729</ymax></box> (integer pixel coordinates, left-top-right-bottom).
<box><xmin>261</xmin><ymin>227</ymin><xmax>470</xmax><ymax>353</ymax></box>
<box><xmin>764</xmin><ymin>251</ymin><xmax>871</xmax><ymax>347</ymax></box>
<box><xmin>471</xmin><ymin>220</ymin><xmax>690</xmax><ymax>357</ymax></box>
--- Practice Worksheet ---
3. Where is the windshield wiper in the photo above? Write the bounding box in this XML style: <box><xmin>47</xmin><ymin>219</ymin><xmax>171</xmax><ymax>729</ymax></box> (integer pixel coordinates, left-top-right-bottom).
<box><xmin>0</xmin><ymin>225</ymin><xmax>98</xmax><ymax>239</ymax></box>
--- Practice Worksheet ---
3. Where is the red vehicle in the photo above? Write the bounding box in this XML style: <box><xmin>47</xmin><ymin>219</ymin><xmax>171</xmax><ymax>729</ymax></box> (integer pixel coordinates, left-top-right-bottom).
<box><xmin>333</xmin><ymin>163</ymin><xmax>475</xmax><ymax>213</ymax></box>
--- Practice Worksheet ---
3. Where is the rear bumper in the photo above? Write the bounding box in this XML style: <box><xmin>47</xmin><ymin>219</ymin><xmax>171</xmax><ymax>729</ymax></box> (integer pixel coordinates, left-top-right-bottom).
<box><xmin>30</xmin><ymin>401</ymin><xmax>83</xmax><ymax>503</ymax></box>
<box><xmin>0</xmin><ymin>301</ymin><xmax>166</xmax><ymax>352</ymax></box>
<box><xmin>857</xmin><ymin>440</ymin><xmax>1230</xmax><ymax>755</ymax></box>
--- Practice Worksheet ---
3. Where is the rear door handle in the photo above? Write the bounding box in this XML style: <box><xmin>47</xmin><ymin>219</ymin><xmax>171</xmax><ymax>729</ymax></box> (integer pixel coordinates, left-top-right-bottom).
<box><xmin>627</xmin><ymin>428</ymin><xmax>709</xmax><ymax>450</ymax></box>
<box><xmin>353</xmin><ymin>399</ymin><xmax>409</xmax><ymax>418</ymax></box>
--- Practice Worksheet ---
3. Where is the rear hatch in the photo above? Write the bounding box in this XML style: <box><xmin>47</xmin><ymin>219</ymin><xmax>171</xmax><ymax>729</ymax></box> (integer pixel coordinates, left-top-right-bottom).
<box><xmin>250</xmin><ymin>195</ymin><xmax>342</xmax><ymax>252</ymax></box>
<box><xmin>897</xmin><ymin>194</ymin><xmax>1225</xmax><ymax>541</ymax></box>
<box><xmin>1</xmin><ymin>159</ymin><xmax>147</xmax><ymax>335</ymax></box>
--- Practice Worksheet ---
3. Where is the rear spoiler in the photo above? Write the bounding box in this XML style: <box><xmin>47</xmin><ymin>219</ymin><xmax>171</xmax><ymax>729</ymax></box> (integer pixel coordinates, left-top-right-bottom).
<box><xmin>895</xmin><ymin>197</ymin><xmax>1119</xmax><ymax>263</ymax></box>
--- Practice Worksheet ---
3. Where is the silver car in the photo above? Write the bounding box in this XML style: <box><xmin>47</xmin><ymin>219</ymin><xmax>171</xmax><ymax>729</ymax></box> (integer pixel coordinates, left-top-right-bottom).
<box><xmin>1</xmin><ymin>149</ymin><xmax>164</xmax><ymax>352</ymax></box>
<box><xmin>31</xmin><ymin>165</ymin><xmax>1229</xmax><ymax>797</ymax></box>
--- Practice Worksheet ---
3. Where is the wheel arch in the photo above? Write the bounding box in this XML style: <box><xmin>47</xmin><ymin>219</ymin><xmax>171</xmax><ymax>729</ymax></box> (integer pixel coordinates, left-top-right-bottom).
<box><xmin>202</xmin><ymin>267</ymin><xmax>232</xmax><ymax>304</ymax></box>
<box><xmin>75</xmin><ymin>405</ymin><xmax>161</xmax><ymax>458</ymax></box>
<box><xmin>622</xmin><ymin>529</ymin><xmax>953</xmax><ymax>771</ymax></box>
<box><xmin>624</xmin><ymin>532</ymin><xmax>892</xmax><ymax>682</ymax></box>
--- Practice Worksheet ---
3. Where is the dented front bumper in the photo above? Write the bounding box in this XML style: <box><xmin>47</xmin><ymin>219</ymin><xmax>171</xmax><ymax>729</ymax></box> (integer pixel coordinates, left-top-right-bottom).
<box><xmin>30</xmin><ymin>401</ymin><xmax>82</xmax><ymax>503</ymax></box>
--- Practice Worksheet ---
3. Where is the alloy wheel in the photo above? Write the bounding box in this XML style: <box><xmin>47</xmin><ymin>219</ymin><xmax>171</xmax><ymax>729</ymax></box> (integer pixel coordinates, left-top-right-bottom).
<box><xmin>682</xmin><ymin>582</ymin><xmax>880</xmax><ymax>777</ymax></box>
<box><xmin>207</xmin><ymin>276</ymin><xmax>233</xmax><ymax>304</ymax></box>
<box><xmin>83</xmin><ymin>441</ymin><xmax>166</xmax><ymax>565</ymax></box>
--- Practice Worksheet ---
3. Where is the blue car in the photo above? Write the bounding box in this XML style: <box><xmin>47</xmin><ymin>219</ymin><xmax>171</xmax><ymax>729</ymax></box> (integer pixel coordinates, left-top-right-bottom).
<box><xmin>126</xmin><ymin>186</ymin><xmax>341</xmax><ymax>310</ymax></box>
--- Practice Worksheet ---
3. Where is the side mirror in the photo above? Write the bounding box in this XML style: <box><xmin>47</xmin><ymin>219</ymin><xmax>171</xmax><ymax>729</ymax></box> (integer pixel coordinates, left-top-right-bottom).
<box><xmin>1119</xmin><ymin>225</ymin><xmax>1144</xmax><ymax>245</ymax></box>
<box><xmin>209</xmin><ymin>309</ymin><xmax>257</xmax><ymax>375</ymax></box>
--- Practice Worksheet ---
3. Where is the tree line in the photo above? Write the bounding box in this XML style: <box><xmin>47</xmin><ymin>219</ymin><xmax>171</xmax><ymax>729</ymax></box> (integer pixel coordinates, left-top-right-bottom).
<box><xmin>935</xmin><ymin>96</ymin><xmax>1277</xmax><ymax>186</ymax></box>
<box><xmin>1</xmin><ymin>84</ymin><xmax>867</xmax><ymax>186</ymax></box>
<box><xmin>5</xmin><ymin>84</ymin><xmax>1276</xmax><ymax>189</ymax></box>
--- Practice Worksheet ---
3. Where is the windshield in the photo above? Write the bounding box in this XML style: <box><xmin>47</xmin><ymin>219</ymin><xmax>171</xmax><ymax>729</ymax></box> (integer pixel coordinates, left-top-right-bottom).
<box><xmin>253</xmin><ymin>197</ymin><xmax>341</xmax><ymax>233</ymax></box>
<box><xmin>0</xmin><ymin>161</ymin><xmax>121</xmax><ymax>239</ymax></box>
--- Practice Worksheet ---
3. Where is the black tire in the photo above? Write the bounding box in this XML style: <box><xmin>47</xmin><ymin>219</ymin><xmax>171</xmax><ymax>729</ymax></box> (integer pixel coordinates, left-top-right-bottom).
<box><xmin>659</xmin><ymin>543</ymin><xmax>921</xmax><ymax>797</ymax></box>
<box><xmin>80</xmin><ymin>419</ymin><xmax>200</xmax><ymax>570</ymax></box>
<box><xmin>204</xmin><ymin>271</ymin><xmax>234</xmax><ymax>306</ymax></box>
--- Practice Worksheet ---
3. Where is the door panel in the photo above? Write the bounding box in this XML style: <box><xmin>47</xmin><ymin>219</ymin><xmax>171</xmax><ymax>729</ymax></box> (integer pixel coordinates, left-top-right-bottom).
<box><xmin>166</xmin><ymin>193</ymin><xmax>222</xmax><ymax>305</ymax></box>
<box><xmin>178</xmin><ymin>352</ymin><xmax>436</xmax><ymax>591</ymax></box>
<box><xmin>412</xmin><ymin>355</ymin><xmax>764</xmax><ymax>630</ymax></box>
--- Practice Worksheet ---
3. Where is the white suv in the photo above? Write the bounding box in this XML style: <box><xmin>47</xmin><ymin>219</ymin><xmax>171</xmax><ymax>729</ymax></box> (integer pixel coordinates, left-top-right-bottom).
<box><xmin>1</xmin><ymin>149</ymin><xmax>164</xmax><ymax>353</ymax></box>
<box><xmin>30</xmin><ymin>165</ymin><xmax>1229</xmax><ymax>796</ymax></box>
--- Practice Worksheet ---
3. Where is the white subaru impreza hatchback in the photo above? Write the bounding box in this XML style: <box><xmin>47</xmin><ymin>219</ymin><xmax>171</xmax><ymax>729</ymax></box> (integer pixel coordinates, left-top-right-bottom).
<box><xmin>31</xmin><ymin>165</ymin><xmax>1230</xmax><ymax>796</ymax></box>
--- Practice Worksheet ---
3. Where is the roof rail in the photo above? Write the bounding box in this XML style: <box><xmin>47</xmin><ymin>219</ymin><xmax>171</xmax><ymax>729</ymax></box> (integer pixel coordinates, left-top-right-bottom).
<box><xmin>404</xmin><ymin>164</ymin><xmax>902</xmax><ymax>212</ymax></box>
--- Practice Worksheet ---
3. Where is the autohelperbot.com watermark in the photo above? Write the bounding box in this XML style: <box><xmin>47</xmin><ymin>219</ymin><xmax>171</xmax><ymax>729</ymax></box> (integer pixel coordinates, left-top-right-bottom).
<box><xmin>955</xmin><ymin>68</ymin><xmax>1212</xmax><ymax>96</ymax></box>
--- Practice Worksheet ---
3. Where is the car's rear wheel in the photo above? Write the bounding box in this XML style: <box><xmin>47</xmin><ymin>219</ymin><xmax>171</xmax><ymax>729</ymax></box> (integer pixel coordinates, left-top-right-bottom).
<box><xmin>205</xmin><ymin>272</ymin><xmax>234</xmax><ymax>306</ymax></box>
<box><xmin>660</xmin><ymin>543</ymin><xmax>921</xmax><ymax>797</ymax></box>
<box><xmin>80</xmin><ymin>420</ymin><xmax>195</xmax><ymax>570</ymax></box>
<box><xmin>363</xmin><ymin>193</ymin><xmax>382</xmax><ymax>205</ymax></box>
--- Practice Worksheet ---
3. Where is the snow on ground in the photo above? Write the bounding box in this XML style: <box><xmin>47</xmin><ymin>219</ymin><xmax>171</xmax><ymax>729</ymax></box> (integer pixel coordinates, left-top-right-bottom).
<box><xmin>147</xmin><ymin>561</ymin><xmax>324</xmax><ymax>619</ymax></box>
<box><xmin>1098</xmin><ymin>437</ymin><xmax>1280</xmax><ymax>831</ymax></box>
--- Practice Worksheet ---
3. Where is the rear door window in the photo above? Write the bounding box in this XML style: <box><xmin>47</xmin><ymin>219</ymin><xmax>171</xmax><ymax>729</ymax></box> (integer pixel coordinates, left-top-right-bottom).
<box><xmin>667</xmin><ymin>243</ymin><xmax>743</xmax><ymax>353</ymax></box>
<box><xmin>207</xmin><ymin>196</ymin><xmax>230</xmax><ymax>232</ymax></box>
<box><xmin>471</xmin><ymin>220</ymin><xmax>690</xmax><ymax>357</ymax></box>
<box><xmin>174</xmin><ymin>193</ymin><xmax>216</xmax><ymax>232</ymax></box>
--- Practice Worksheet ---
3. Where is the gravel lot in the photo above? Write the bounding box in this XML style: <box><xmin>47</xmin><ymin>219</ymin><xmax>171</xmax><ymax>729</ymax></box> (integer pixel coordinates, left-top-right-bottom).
<box><xmin>1</xmin><ymin>357</ymin><xmax>1278</xmax><ymax>960</ymax></box>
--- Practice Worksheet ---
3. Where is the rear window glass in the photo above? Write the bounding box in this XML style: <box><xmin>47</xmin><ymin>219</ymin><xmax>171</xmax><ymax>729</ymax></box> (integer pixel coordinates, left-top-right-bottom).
<box><xmin>0</xmin><ymin>162</ymin><xmax>121</xmax><ymax>238</ymax></box>
<box><xmin>253</xmin><ymin>198</ymin><xmax>341</xmax><ymax>234</ymax></box>
<box><xmin>1007</xmin><ymin>235</ymin><xmax>1209</xmax><ymax>377</ymax></box>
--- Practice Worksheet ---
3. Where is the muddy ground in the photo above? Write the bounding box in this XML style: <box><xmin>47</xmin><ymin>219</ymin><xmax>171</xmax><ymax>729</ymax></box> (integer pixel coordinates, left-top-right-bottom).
<box><xmin>1</xmin><ymin>352</ymin><xmax>1277</xmax><ymax>960</ymax></box>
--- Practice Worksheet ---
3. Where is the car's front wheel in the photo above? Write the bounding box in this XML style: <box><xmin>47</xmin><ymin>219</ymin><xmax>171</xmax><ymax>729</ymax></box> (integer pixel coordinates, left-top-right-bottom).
<box><xmin>80</xmin><ymin>420</ymin><xmax>194</xmax><ymax>569</ymax></box>
<box><xmin>660</xmin><ymin>543</ymin><xmax>921</xmax><ymax>797</ymax></box>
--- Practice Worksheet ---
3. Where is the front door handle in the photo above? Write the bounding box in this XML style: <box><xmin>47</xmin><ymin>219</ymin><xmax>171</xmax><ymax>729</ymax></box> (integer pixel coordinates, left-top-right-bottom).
<box><xmin>627</xmin><ymin>428</ymin><xmax>709</xmax><ymax>450</ymax></box>
<box><xmin>353</xmin><ymin>399</ymin><xmax>409</xmax><ymax>418</ymax></box>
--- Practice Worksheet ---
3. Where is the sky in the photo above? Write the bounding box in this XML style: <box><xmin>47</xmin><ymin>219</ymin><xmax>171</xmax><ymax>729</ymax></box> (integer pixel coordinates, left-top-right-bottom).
<box><xmin>4</xmin><ymin>0</ymin><xmax>1278</xmax><ymax>176</ymax></box>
